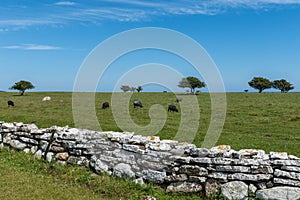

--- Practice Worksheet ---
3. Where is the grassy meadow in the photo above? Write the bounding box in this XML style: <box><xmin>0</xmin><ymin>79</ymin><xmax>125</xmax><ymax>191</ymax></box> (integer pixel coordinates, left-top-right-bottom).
<box><xmin>1</xmin><ymin>91</ymin><xmax>299</xmax><ymax>156</ymax></box>
<box><xmin>0</xmin><ymin>91</ymin><xmax>299</xmax><ymax>199</ymax></box>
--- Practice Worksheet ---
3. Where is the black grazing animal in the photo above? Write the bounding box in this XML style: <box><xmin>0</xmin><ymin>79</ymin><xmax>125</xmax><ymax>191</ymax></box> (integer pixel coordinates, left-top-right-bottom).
<box><xmin>7</xmin><ymin>100</ymin><xmax>14</xmax><ymax>107</ymax></box>
<box><xmin>133</xmin><ymin>99</ymin><xmax>143</xmax><ymax>108</ymax></box>
<box><xmin>175</xmin><ymin>98</ymin><xmax>182</xmax><ymax>103</ymax></box>
<box><xmin>168</xmin><ymin>105</ymin><xmax>178</xmax><ymax>112</ymax></box>
<box><xmin>102</xmin><ymin>102</ymin><xmax>109</xmax><ymax>109</ymax></box>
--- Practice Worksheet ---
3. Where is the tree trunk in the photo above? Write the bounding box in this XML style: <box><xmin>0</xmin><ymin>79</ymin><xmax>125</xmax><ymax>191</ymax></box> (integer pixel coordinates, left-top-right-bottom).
<box><xmin>20</xmin><ymin>91</ymin><xmax>24</xmax><ymax>96</ymax></box>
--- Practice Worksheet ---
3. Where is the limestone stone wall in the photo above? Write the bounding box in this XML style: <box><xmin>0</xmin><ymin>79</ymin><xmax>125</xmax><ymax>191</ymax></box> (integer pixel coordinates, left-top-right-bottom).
<box><xmin>0</xmin><ymin>121</ymin><xmax>300</xmax><ymax>199</ymax></box>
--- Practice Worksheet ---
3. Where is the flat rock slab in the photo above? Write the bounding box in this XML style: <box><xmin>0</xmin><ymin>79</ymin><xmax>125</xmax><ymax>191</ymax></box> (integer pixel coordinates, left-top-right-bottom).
<box><xmin>256</xmin><ymin>186</ymin><xmax>300</xmax><ymax>200</ymax></box>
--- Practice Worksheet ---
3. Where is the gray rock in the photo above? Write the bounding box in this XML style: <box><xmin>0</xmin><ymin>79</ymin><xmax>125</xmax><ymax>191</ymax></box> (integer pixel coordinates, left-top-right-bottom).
<box><xmin>205</xmin><ymin>179</ymin><xmax>221</xmax><ymax>197</ymax></box>
<box><xmin>270</xmin><ymin>152</ymin><xmax>288</xmax><ymax>160</ymax></box>
<box><xmin>133</xmin><ymin>177</ymin><xmax>144</xmax><ymax>185</ymax></box>
<box><xmin>142</xmin><ymin>169</ymin><xmax>166</xmax><ymax>184</ymax></box>
<box><xmin>90</xmin><ymin>156</ymin><xmax>110</xmax><ymax>174</ymax></box>
<box><xmin>216</xmin><ymin>165</ymin><xmax>250</xmax><ymax>173</ymax></box>
<box><xmin>281</xmin><ymin>166</ymin><xmax>300</xmax><ymax>173</ymax></box>
<box><xmin>251</xmin><ymin>165</ymin><xmax>273</xmax><ymax>174</ymax></box>
<box><xmin>31</xmin><ymin>146</ymin><xmax>38</xmax><ymax>154</ymax></box>
<box><xmin>274</xmin><ymin>169</ymin><xmax>300</xmax><ymax>181</ymax></box>
<box><xmin>164</xmin><ymin>174</ymin><xmax>188</xmax><ymax>182</ymax></box>
<box><xmin>228</xmin><ymin>173</ymin><xmax>272</xmax><ymax>181</ymax></box>
<box><xmin>189</xmin><ymin>148</ymin><xmax>210</xmax><ymax>157</ymax></box>
<box><xmin>114</xmin><ymin>163</ymin><xmax>135</xmax><ymax>179</ymax></box>
<box><xmin>34</xmin><ymin>150</ymin><xmax>43</xmax><ymax>159</ymax></box>
<box><xmin>256</xmin><ymin>186</ymin><xmax>300</xmax><ymax>200</ymax></box>
<box><xmin>23</xmin><ymin>148</ymin><xmax>30</xmax><ymax>154</ymax></box>
<box><xmin>46</xmin><ymin>152</ymin><xmax>54</xmax><ymax>162</ymax></box>
<box><xmin>179</xmin><ymin>165</ymin><xmax>208</xmax><ymax>176</ymax></box>
<box><xmin>249</xmin><ymin>184</ymin><xmax>257</xmax><ymax>194</ymax></box>
<box><xmin>221</xmin><ymin>181</ymin><xmax>248</xmax><ymax>200</ymax></box>
<box><xmin>273</xmin><ymin>178</ymin><xmax>300</xmax><ymax>187</ymax></box>
<box><xmin>10</xmin><ymin>139</ymin><xmax>27</xmax><ymax>150</ymax></box>
<box><xmin>166</xmin><ymin>182</ymin><xmax>202</xmax><ymax>193</ymax></box>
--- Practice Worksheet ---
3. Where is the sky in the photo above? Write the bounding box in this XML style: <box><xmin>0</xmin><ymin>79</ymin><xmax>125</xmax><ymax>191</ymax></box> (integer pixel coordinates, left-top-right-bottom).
<box><xmin>1</xmin><ymin>0</ymin><xmax>300</xmax><ymax>92</ymax></box>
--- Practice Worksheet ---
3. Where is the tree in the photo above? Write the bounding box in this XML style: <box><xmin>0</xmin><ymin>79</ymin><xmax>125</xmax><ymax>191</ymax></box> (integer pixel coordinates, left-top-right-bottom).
<box><xmin>272</xmin><ymin>79</ymin><xmax>294</xmax><ymax>93</ymax></box>
<box><xmin>9</xmin><ymin>80</ymin><xmax>35</xmax><ymax>95</ymax></box>
<box><xmin>129</xmin><ymin>86</ymin><xmax>136</xmax><ymax>92</ymax></box>
<box><xmin>178</xmin><ymin>76</ymin><xmax>205</xmax><ymax>94</ymax></box>
<box><xmin>136</xmin><ymin>86</ymin><xmax>143</xmax><ymax>93</ymax></box>
<box><xmin>120</xmin><ymin>85</ymin><xmax>130</xmax><ymax>92</ymax></box>
<box><xmin>248</xmin><ymin>77</ymin><xmax>272</xmax><ymax>93</ymax></box>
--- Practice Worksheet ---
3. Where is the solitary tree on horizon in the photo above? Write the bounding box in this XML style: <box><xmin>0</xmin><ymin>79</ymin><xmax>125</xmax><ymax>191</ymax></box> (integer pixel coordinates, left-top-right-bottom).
<box><xmin>120</xmin><ymin>85</ymin><xmax>130</xmax><ymax>92</ymax></box>
<box><xmin>9</xmin><ymin>80</ymin><xmax>35</xmax><ymax>95</ymax></box>
<box><xmin>136</xmin><ymin>86</ymin><xmax>143</xmax><ymax>93</ymax></box>
<box><xmin>272</xmin><ymin>79</ymin><xmax>294</xmax><ymax>93</ymax></box>
<box><xmin>178</xmin><ymin>76</ymin><xmax>205</xmax><ymax>94</ymax></box>
<box><xmin>248</xmin><ymin>77</ymin><xmax>272</xmax><ymax>93</ymax></box>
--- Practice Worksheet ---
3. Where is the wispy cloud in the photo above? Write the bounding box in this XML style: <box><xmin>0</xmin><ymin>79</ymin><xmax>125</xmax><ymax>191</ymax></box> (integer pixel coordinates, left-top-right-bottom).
<box><xmin>1</xmin><ymin>0</ymin><xmax>300</xmax><ymax>31</ymax></box>
<box><xmin>54</xmin><ymin>1</ymin><xmax>77</xmax><ymax>6</ymax></box>
<box><xmin>3</xmin><ymin>44</ymin><xmax>62</xmax><ymax>50</ymax></box>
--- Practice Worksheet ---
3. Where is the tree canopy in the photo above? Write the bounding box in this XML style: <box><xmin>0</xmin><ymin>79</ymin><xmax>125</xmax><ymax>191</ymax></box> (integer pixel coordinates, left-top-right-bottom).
<box><xmin>272</xmin><ymin>79</ymin><xmax>294</xmax><ymax>93</ymax></box>
<box><xmin>120</xmin><ymin>85</ymin><xmax>130</xmax><ymax>92</ymax></box>
<box><xmin>178</xmin><ymin>76</ymin><xmax>206</xmax><ymax>94</ymax></box>
<box><xmin>248</xmin><ymin>77</ymin><xmax>272</xmax><ymax>93</ymax></box>
<box><xmin>9</xmin><ymin>80</ymin><xmax>35</xmax><ymax>95</ymax></box>
<box><xmin>136</xmin><ymin>86</ymin><xmax>143</xmax><ymax>93</ymax></box>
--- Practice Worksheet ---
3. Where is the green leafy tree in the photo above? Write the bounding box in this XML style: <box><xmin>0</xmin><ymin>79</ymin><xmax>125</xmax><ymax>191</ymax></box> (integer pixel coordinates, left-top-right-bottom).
<box><xmin>136</xmin><ymin>86</ymin><xmax>143</xmax><ymax>92</ymax></box>
<box><xmin>120</xmin><ymin>85</ymin><xmax>130</xmax><ymax>92</ymax></box>
<box><xmin>248</xmin><ymin>77</ymin><xmax>272</xmax><ymax>93</ymax></box>
<box><xmin>129</xmin><ymin>86</ymin><xmax>136</xmax><ymax>92</ymax></box>
<box><xmin>272</xmin><ymin>79</ymin><xmax>294</xmax><ymax>93</ymax></box>
<box><xmin>178</xmin><ymin>76</ymin><xmax>206</xmax><ymax>94</ymax></box>
<box><xmin>9</xmin><ymin>80</ymin><xmax>35</xmax><ymax>95</ymax></box>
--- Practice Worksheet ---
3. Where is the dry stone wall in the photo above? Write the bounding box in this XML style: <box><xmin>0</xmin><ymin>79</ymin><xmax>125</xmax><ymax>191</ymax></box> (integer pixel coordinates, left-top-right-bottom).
<box><xmin>1</xmin><ymin>121</ymin><xmax>300</xmax><ymax>200</ymax></box>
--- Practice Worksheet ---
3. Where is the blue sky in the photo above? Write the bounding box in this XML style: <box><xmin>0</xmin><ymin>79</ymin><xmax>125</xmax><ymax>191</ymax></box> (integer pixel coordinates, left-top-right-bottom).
<box><xmin>1</xmin><ymin>0</ymin><xmax>300</xmax><ymax>92</ymax></box>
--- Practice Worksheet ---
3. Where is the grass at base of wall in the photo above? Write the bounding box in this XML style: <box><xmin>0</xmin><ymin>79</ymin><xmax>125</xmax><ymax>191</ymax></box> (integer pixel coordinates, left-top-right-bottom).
<box><xmin>0</xmin><ymin>148</ymin><xmax>203</xmax><ymax>200</ymax></box>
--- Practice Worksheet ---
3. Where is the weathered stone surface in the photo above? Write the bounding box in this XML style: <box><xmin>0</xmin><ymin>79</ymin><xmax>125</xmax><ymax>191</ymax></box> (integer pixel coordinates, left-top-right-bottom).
<box><xmin>281</xmin><ymin>166</ymin><xmax>300</xmax><ymax>173</ymax></box>
<box><xmin>133</xmin><ymin>177</ymin><xmax>144</xmax><ymax>185</ymax></box>
<box><xmin>19</xmin><ymin>137</ymin><xmax>38</xmax><ymax>145</ymax></box>
<box><xmin>164</xmin><ymin>174</ymin><xmax>188</xmax><ymax>182</ymax></box>
<box><xmin>55</xmin><ymin>152</ymin><xmax>69</xmax><ymax>161</ymax></box>
<box><xmin>272</xmin><ymin>159</ymin><xmax>300</xmax><ymax>166</ymax></box>
<box><xmin>270</xmin><ymin>151</ymin><xmax>288</xmax><ymax>160</ymax></box>
<box><xmin>166</xmin><ymin>182</ymin><xmax>202</xmax><ymax>193</ymax></box>
<box><xmin>114</xmin><ymin>163</ymin><xmax>135</xmax><ymax>178</ymax></box>
<box><xmin>23</xmin><ymin>148</ymin><xmax>30</xmax><ymax>154</ymax></box>
<box><xmin>274</xmin><ymin>169</ymin><xmax>300</xmax><ymax>180</ymax></box>
<box><xmin>189</xmin><ymin>148</ymin><xmax>210</xmax><ymax>157</ymax></box>
<box><xmin>273</xmin><ymin>178</ymin><xmax>300</xmax><ymax>187</ymax></box>
<box><xmin>251</xmin><ymin>165</ymin><xmax>273</xmax><ymax>174</ymax></box>
<box><xmin>221</xmin><ymin>181</ymin><xmax>248</xmax><ymax>200</ymax></box>
<box><xmin>10</xmin><ymin>139</ymin><xmax>27</xmax><ymax>150</ymax></box>
<box><xmin>256</xmin><ymin>187</ymin><xmax>300</xmax><ymax>200</ymax></box>
<box><xmin>179</xmin><ymin>165</ymin><xmax>208</xmax><ymax>176</ymax></box>
<box><xmin>34</xmin><ymin>150</ymin><xmax>43</xmax><ymax>159</ymax></box>
<box><xmin>249</xmin><ymin>184</ymin><xmax>257</xmax><ymax>194</ymax></box>
<box><xmin>46</xmin><ymin>152</ymin><xmax>54</xmax><ymax>162</ymax></box>
<box><xmin>142</xmin><ymin>169</ymin><xmax>166</xmax><ymax>184</ymax></box>
<box><xmin>90</xmin><ymin>156</ymin><xmax>110</xmax><ymax>174</ymax></box>
<box><xmin>228</xmin><ymin>173</ymin><xmax>272</xmax><ymax>181</ymax></box>
<box><xmin>216</xmin><ymin>165</ymin><xmax>250</xmax><ymax>173</ymax></box>
<box><xmin>189</xmin><ymin>176</ymin><xmax>206</xmax><ymax>183</ymax></box>
<box><xmin>208</xmin><ymin>172</ymin><xmax>228</xmax><ymax>182</ymax></box>
<box><xmin>205</xmin><ymin>179</ymin><xmax>221</xmax><ymax>197</ymax></box>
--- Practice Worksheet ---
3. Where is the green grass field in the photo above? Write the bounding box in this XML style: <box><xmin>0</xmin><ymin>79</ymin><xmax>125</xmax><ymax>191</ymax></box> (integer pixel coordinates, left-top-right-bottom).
<box><xmin>0</xmin><ymin>91</ymin><xmax>299</xmax><ymax>199</ymax></box>
<box><xmin>1</xmin><ymin>92</ymin><xmax>299</xmax><ymax>156</ymax></box>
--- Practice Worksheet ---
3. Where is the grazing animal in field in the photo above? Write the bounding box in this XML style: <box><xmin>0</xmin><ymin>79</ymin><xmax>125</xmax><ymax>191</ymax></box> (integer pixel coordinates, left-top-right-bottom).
<box><xmin>42</xmin><ymin>96</ymin><xmax>51</xmax><ymax>101</ymax></box>
<box><xmin>102</xmin><ymin>102</ymin><xmax>109</xmax><ymax>109</ymax></box>
<box><xmin>168</xmin><ymin>105</ymin><xmax>178</xmax><ymax>112</ymax></box>
<box><xmin>7</xmin><ymin>100</ymin><xmax>14</xmax><ymax>107</ymax></box>
<box><xmin>244</xmin><ymin>90</ymin><xmax>249</xmax><ymax>93</ymax></box>
<box><xmin>133</xmin><ymin>99</ymin><xmax>143</xmax><ymax>108</ymax></box>
<box><xmin>175</xmin><ymin>98</ymin><xmax>182</xmax><ymax>103</ymax></box>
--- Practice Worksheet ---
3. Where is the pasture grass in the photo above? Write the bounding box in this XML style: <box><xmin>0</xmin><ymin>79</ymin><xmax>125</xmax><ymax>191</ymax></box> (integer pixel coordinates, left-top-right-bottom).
<box><xmin>1</xmin><ymin>92</ymin><xmax>299</xmax><ymax>156</ymax></box>
<box><xmin>0</xmin><ymin>91</ymin><xmax>299</xmax><ymax>199</ymax></box>
<box><xmin>0</xmin><ymin>148</ymin><xmax>201</xmax><ymax>200</ymax></box>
